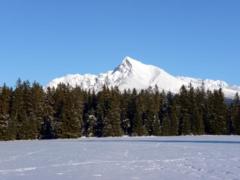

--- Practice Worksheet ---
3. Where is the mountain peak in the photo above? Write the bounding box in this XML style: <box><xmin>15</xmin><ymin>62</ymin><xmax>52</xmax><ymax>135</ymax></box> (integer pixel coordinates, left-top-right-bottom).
<box><xmin>122</xmin><ymin>56</ymin><xmax>143</xmax><ymax>67</ymax></box>
<box><xmin>47</xmin><ymin>56</ymin><xmax>240</xmax><ymax>98</ymax></box>
<box><xmin>114</xmin><ymin>56</ymin><xmax>140</xmax><ymax>74</ymax></box>
<box><xmin>118</xmin><ymin>56</ymin><xmax>151</xmax><ymax>75</ymax></box>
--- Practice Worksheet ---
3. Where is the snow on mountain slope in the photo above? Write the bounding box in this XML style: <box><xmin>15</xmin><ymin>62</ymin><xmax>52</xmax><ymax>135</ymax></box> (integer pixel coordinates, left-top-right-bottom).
<box><xmin>47</xmin><ymin>57</ymin><xmax>240</xmax><ymax>98</ymax></box>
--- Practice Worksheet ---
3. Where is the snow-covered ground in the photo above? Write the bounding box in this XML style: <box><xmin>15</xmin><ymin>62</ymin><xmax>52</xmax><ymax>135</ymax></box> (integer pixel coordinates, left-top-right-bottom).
<box><xmin>0</xmin><ymin>136</ymin><xmax>240</xmax><ymax>180</ymax></box>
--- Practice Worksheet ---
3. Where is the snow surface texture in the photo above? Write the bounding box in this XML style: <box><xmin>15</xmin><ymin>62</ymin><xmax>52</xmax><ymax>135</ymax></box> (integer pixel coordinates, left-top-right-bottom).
<box><xmin>47</xmin><ymin>57</ymin><xmax>240</xmax><ymax>98</ymax></box>
<box><xmin>0</xmin><ymin>136</ymin><xmax>240</xmax><ymax>180</ymax></box>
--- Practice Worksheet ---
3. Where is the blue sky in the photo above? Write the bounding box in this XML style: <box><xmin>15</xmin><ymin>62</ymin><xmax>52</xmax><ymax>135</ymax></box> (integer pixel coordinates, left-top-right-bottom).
<box><xmin>0</xmin><ymin>0</ymin><xmax>240</xmax><ymax>87</ymax></box>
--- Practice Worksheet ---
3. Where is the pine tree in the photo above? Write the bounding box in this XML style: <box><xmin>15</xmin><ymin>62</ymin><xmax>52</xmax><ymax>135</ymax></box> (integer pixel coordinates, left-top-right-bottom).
<box><xmin>185</xmin><ymin>84</ymin><xmax>204</xmax><ymax>134</ymax></box>
<box><xmin>120</xmin><ymin>90</ymin><xmax>131</xmax><ymax>135</ymax></box>
<box><xmin>194</xmin><ymin>88</ymin><xmax>205</xmax><ymax>134</ymax></box>
<box><xmin>53</xmin><ymin>84</ymin><xmax>83</xmax><ymax>138</ymax></box>
<box><xmin>16</xmin><ymin>81</ymin><xmax>42</xmax><ymax>139</ymax></box>
<box><xmin>181</xmin><ymin>112</ymin><xmax>191</xmax><ymax>135</ymax></box>
<box><xmin>95</xmin><ymin>89</ymin><xmax>105</xmax><ymax>137</ymax></box>
<box><xmin>71</xmin><ymin>87</ymin><xmax>84</xmax><ymax>136</ymax></box>
<box><xmin>10</xmin><ymin>80</ymin><xmax>35</xmax><ymax>139</ymax></box>
<box><xmin>167</xmin><ymin>93</ymin><xmax>179</xmax><ymax>135</ymax></box>
<box><xmin>126</xmin><ymin>89</ymin><xmax>137</xmax><ymax>135</ymax></box>
<box><xmin>83</xmin><ymin>90</ymin><xmax>99</xmax><ymax>137</ymax></box>
<box><xmin>63</xmin><ymin>87</ymin><xmax>83</xmax><ymax>138</ymax></box>
<box><xmin>178</xmin><ymin>85</ymin><xmax>191</xmax><ymax>135</ymax></box>
<box><xmin>192</xmin><ymin>104</ymin><xmax>204</xmax><ymax>135</ymax></box>
<box><xmin>40</xmin><ymin>87</ymin><xmax>55</xmax><ymax>139</ymax></box>
<box><xmin>53</xmin><ymin>83</ymin><xmax>67</xmax><ymax>138</ymax></box>
<box><xmin>100</xmin><ymin>87</ymin><xmax>122</xmax><ymax>137</ymax></box>
<box><xmin>130</xmin><ymin>89</ymin><xmax>146</xmax><ymax>136</ymax></box>
<box><xmin>232</xmin><ymin>94</ymin><xmax>240</xmax><ymax>135</ymax></box>
<box><xmin>85</xmin><ymin>108</ymin><xmax>97</xmax><ymax>137</ymax></box>
<box><xmin>215</xmin><ymin>89</ymin><xmax>228</xmax><ymax>134</ymax></box>
<box><xmin>206</xmin><ymin>89</ymin><xmax>227</xmax><ymax>134</ymax></box>
<box><xmin>204</xmin><ymin>90</ymin><xmax>212</xmax><ymax>134</ymax></box>
<box><xmin>144</xmin><ymin>90</ymin><xmax>160</xmax><ymax>135</ymax></box>
<box><xmin>29</xmin><ymin>82</ymin><xmax>45</xmax><ymax>139</ymax></box>
<box><xmin>132</xmin><ymin>107</ymin><xmax>145</xmax><ymax>136</ymax></box>
<box><xmin>0</xmin><ymin>84</ymin><xmax>12</xmax><ymax>140</ymax></box>
<box><xmin>162</xmin><ymin>115</ymin><xmax>170</xmax><ymax>136</ymax></box>
<box><xmin>109</xmin><ymin>88</ymin><xmax>122</xmax><ymax>136</ymax></box>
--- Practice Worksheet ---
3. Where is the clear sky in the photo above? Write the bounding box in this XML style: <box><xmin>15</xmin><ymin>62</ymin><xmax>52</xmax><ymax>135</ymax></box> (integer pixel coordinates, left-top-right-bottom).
<box><xmin>0</xmin><ymin>0</ymin><xmax>240</xmax><ymax>87</ymax></box>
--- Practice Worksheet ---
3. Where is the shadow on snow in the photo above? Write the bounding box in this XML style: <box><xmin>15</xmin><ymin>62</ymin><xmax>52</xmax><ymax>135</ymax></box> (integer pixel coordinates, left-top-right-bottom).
<box><xmin>77</xmin><ymin>139</ymin><xmax>240</xmax><ymax>145</ymax></box>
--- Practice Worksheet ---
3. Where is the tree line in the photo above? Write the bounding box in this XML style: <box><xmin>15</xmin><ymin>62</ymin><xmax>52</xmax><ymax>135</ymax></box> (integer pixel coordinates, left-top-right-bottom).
<box><xmin>0</xmin><ymin>79</ymin><xmax>240</xmax><ymax>140</ymax></box>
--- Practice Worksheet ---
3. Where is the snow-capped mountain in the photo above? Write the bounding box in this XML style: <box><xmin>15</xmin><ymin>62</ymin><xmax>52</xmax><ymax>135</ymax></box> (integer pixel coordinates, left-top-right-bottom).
<box><xmin>47</xmin><ymin>57</ymin><xmax>240</xmax><ymax>98</ymax></box>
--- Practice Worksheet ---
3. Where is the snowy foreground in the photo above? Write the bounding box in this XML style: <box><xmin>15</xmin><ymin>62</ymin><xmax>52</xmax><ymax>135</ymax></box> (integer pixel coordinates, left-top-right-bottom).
<box><xmin>0</xmin><ymin>136</ymin><xmax>240</xmax><ymax>180</ymax></box>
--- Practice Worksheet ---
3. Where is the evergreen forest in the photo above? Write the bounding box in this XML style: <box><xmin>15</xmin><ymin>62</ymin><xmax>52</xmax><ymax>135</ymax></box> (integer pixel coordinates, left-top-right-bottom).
<box><xmin>0</xmin><ymin>79</ymin><xmax>240</xmax><ymax>140</ymax></box>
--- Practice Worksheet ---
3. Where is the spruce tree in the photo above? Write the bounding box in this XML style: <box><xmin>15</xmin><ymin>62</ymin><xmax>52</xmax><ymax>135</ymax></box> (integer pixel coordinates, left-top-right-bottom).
<box><xmin>167</xmin><ymin>93</ymin><xmax>179</xmax><ymax>135</ymax></box>
<box><xmin>206</xmin><ymin>89</ymin><xmax>227</xmax><ymax>134</ymax></box>
<box><xmin>85</xmin><ymin>108</ymin><xmax>97</xmax><ymax>137</ymax></box>
<box><xmin>144</xmin><ymin>90</ymin><xmax>160</xmax><ymax>136</ymax></box>
<box><xmin>181</xmin><ymin>112</ymin><xmax>191</xmax><ymax>135</ymax></box>
<box><xmin>192</xmin><ymin>104</ymin><xmax>204</xmax><ymax>135</ymax></box>
<box><xmin>52</xmin><ymin>83</ymin><xmax>67</xmax><ymax>138</ymax></box>
<box><xmin>83</xmin><ymin>90</ymin><xmax>98</xmax><ymax>137</ymax></box>
<box><xmin>100</xmin><ymin>87</ymin><xmax>122</xmax><ymax>137</ymax></box>
<box><xmin>29</xmin><ymin>82</ymin><xmax>45</xmax><ymax>139</ymax></box>
<box><xmin>178</xmin><ymin>85</ymin><xmax>191</xmax><ymax>135</ymax></box>
<box><xmin>95</xmin><ymin>89</ymin><xmax>105</xmax><ymax>137</ymax></box>
<box><xmin>162</xmin><ymin>115</ymin><xmax>170</xmax><ymax>136</ymax></box>
<box><xmin>10</xmin><ymin>80</ymin><xmax>34</xmax><ymax>139</ymax></box>
<box><xmin>120</xmin><ymin>90</ymin><xmax>131</xmax><ymax>135</ymax></box>
<box><xmin>194</xmin><ymin>88</ymin><xmax>205</xmax><ymax>134</ymax></box>
<box><xmin>53</xmin><ymin>84</ymin><xmax>83</xmax><ymax>138</ymax></box>
<box><xmin>40</xmin><ymin>87</ymin><xmax>55</xmax><ymax>139</ymax></box>
<box><xmin>130</xmin><ymin>89</ymin><xmax>146</xmax><ymax>136</ymax></box>
<box><xmin>232</xmin><ymin>93</ymin><xmax>240</xmax><ymax>134</ymax></box>
<box><xmin>0</xmin><ymin>84</ymin><xmax>11</xmax><ymax>140</ymax></box>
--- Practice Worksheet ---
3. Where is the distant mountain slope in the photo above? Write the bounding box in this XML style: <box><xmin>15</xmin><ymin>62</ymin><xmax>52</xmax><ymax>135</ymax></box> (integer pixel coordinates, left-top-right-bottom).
<box><xmin>47</xmin><ymin>57</ymin><xmax>240</xmax><ymax>98</ymax></box>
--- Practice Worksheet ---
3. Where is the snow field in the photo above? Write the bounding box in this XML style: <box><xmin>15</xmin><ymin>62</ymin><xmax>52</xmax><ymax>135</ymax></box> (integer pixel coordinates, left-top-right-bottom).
<box><xmin>0</xmin><ymin>136</ymin><xmax>240</xmax><ymax>180</ymax></box>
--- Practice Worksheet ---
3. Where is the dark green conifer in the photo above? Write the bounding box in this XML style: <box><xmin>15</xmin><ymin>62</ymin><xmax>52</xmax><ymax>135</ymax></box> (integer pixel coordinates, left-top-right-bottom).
<box><xmin>0</xmin><ymin>84</ymin><xmax>12</xmax><ymax>140</ymax></box>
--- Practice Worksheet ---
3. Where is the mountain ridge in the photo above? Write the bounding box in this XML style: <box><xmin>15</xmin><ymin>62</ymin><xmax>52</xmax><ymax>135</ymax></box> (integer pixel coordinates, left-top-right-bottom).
<box><xmin>47</xmin><ymin>57</ymin><xmax>240</xmax><ymax>98</ymax></box>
